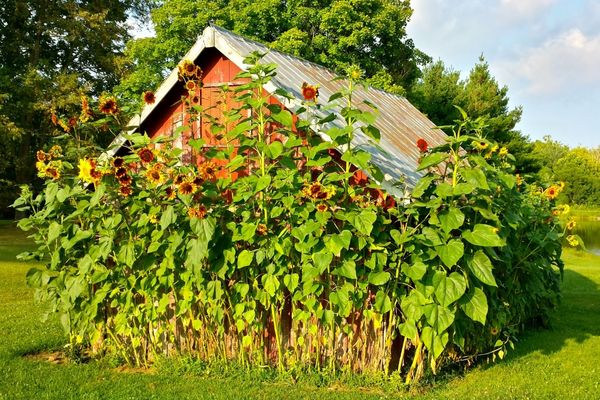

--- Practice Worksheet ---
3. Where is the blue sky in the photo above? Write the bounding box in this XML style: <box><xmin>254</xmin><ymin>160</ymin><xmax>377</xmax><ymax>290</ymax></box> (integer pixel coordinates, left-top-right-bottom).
<box><xmin>407</xmin><ymin>0</ymin><xmax>600</xmax><ymax>148</ymax></box>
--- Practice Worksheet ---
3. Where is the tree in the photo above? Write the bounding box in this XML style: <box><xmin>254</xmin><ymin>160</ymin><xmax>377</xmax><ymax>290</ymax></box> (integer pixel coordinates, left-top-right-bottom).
<box><xmin>116</xmin><ymin>0</ymin><xmax>429</xmax><ymax>101</ymax></box>
<box><xmin>409</xmin><ymin>57</ymin><xmax>538</xmax><ymax>174</ymax></box>
<box><xmin>0</xmin><ymin>0</ymin><xmax>152</xmax><ymax>217</ymax></box>
<box><xmin>554</xmin><ymin>148</ymin><xmax>600</xmax><ymax>206</ymax></box>
<box><xmin>530</xmin><ymin>136</ymin><xmax>569</xmax><ymax>185</ymax></box>
<box><xmin>408</xmin><ymin>60</ymin><xmax>462</xmax><ymax>127</ymax></box>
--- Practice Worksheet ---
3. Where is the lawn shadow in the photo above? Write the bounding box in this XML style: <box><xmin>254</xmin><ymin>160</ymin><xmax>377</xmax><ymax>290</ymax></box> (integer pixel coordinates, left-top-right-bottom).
<box><xmin>475</xmin><ymin>265</ymin><xmax>600</xmax><ymax>365</ymax></box>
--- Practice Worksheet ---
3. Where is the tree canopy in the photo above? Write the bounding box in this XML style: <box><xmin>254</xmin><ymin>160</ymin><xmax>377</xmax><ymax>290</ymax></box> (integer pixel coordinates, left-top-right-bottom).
<box><xmin>0</xmin><ymin>0</ymin><xmax>151</xmax><ymax>216</ymax></box>
<box><xmin>409</xmin><ymin>57</ymin><xmax>537</xmax><ymax>174</ymax></box>
<box><xmin>116</xmin><ymin>0</ymin><xmax>429</xmax><ymax>100</ymax></box>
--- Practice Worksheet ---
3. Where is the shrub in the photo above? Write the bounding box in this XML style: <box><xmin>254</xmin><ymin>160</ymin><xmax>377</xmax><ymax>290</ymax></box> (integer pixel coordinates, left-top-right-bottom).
<box><xmin>14</xmin><ymin>56</ymin><xmax>568</xmax><ymax>382</ymax></box>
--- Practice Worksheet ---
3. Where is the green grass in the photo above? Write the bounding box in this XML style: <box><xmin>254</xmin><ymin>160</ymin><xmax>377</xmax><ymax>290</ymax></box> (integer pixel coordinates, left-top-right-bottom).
<box><xmin>1</xmin><ymin>220</ymin><xmax>599</xmax><ymax>399</ymax></box>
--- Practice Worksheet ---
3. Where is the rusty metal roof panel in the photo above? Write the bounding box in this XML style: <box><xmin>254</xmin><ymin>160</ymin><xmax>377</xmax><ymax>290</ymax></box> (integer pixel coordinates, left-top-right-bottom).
<box><xmin>211</xmin><ymin>26</ymin><xmax>447</xmax><ymax>193</ymax></box>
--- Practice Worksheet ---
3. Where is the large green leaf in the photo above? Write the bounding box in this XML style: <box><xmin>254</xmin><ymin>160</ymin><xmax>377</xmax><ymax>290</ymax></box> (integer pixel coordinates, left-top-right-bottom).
<box><xmin>237</xmin><ymin>249</ymin><xmax>254</xmax><ymax>269</ymax></box>
<box><xmin>439</xmin><ymin>207</ymin><xmax>465</xmax><ymax>232</ymax></box>
<box><xmin>333</xmin><ymin>260</ymin><xmax>357</xmax><ymax>280</ymax></box>
<box><xmin>402</xmin><ymin>261</ymin><xmax>427</xmax><ymax>281</ymax></box>
<box><xmin>421</xmin><ymin>326</ymin><xmax>449</xmax><ymax>359</ymax></box>
<box><xmin>460</xmin><ymin>168</ymin><xmax>489</xmax><ymax>190</ymax></box>
<box><xmin>368</xmin><ymin>271</ymin><xmax>390</xmax><ymax>286</ymax></box>
<box><xmin>423</xmin><ymin>303</ymin><xmax>455</xmax><ymax>333</ymax></box>
<box><xmin>467</xmin><ymin>250</ymin><xmax>498</xmax><ymax>287</ymax></box>
<box><xmin>160</xmin><ymin>205</ymin><xmax>175</xmax><ymax>230</ymax></box>
<box><xmin>460</xmin><ymin>286</ymin><xmax>488</xmax><ymax>324</ymax></box>
<box><xmin>411</xmin><ymin>176</ymin><xmax>435</xmax><ymax>198</ymax></box>
<box><xmin>462</xmin><ymin>224</ymin><xmax>505</xmax><ymax>247</ymax></box>
<box><xmin>374</xmin><ymin>290</ymin><xmax>392</xmax><ymax>313</ymax></box>
<box><xmin>312</xmin><ymin>249</ymin><xmax>333</xmax><ymax>273</ymax></box>
<box><xmin>351</xmin><ymin>210</ymin><xmax>377</xmax><ymax>236</ymax></box>
<box><xmin>433</xmin><ymin>272</ymin><xmax>466</xmax><ymax>307</ymax></box>
<box><xmin>324</xmin><ymin>230</ymin><xmax>352</xmax><ymax>257</ymax></box>
<box><xmin>417</xmin><ymin>152</ymin><xmax>447</xmax><ymax>171</ymax></box>
<box><xmin>436</xmin><ymin>239</ymin><xmax>464</xmax><ymax>267</ymax></box>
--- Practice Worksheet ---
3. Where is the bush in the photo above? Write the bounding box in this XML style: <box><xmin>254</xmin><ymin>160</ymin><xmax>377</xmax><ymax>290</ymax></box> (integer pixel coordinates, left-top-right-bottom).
<box><xmin>14</xmin><ymin>56</ymin><xmax>568</xmax><ymax>382</ymax></box>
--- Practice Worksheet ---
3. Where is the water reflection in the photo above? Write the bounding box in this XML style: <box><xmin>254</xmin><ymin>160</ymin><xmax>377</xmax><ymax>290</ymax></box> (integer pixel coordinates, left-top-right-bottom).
<box><xmin>573</xmin><ymin>217</ymin><xmax>600</xmax><ymax>255</ymax></box>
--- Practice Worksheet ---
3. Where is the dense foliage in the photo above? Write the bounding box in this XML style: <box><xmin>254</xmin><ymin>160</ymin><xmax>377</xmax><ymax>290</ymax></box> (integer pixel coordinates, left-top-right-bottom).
<box><xmin>0</xmin><ymin>0</ymin><xmax>154</xmax><ymax>217</ymax></box>
<box><xmin>408</xmin><ymin>57</ymin><xmax>537</xmax><ymax>175</ymax></box>
<box><xmin>15</xmin><ymin>59</ymin><xmax>568</xmax><ymax>382</ymax></box>
<box><xmin>116</xmin><ymin>0</ymin><xmax>427</xmax><ymax>102</ymax></box>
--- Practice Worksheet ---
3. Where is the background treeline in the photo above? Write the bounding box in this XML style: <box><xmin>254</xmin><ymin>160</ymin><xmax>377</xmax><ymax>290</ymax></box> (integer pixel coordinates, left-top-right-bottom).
<box><xmin>1</xmin><ymin>0</ymin><xmax>598</xmax><ymax>217</ymax></box>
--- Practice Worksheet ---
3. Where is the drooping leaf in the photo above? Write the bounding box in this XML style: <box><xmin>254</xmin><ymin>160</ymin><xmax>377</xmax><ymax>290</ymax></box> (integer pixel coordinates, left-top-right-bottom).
<box><xmin>439</xmin><ymin>207</ymin><xmax>465</xmax><ymax>232</ymax></box>
<box><xmin>467</xmin><ymin>250</ymin><xmax>498</xmax><ymax>287</ymax></box>
<box><xmin>433</xmin><ymin>272</ymin><xmax>467</xmax><ymax>307</ymax></box>
<box><xmin>436</xmin><ymin>239</ymin><xmax>464</xmax><ymax>267</ymax></box>
<box><xmin>460</xmin><ymin>286</ymin><xmax>488</xmax><ymax>325</ymax></box>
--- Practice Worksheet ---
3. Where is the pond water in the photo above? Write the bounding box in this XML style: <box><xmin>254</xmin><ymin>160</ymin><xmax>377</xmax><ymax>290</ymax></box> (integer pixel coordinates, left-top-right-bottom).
<box><xmin>573</xmin><ymin>217</ymin><xmax>600</xmax><ymax>255</ymax></box>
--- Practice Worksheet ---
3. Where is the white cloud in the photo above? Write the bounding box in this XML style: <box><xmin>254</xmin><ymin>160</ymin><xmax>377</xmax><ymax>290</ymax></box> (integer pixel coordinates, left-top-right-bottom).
<box><xmin>500</xmin><ymin>0</ymin><xmax>557</xmax><ymax>18</ymax></box>
<box><xmin>506</xmin><ymin>28</ymin><xmax>600</xmax><ymax>94</ymax></box>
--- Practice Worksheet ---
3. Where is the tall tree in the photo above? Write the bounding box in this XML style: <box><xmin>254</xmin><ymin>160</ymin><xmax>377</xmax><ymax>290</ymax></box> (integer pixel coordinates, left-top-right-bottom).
<box><xmin>0</xmin><ymin>0</ymin><xmax>152</xmax><ymax>216</ymax></box>
<box><xmin>116</xmin><ymin>0</ymin><xmax>429</xmax><ymax>100</ymax></box>
<box><xmin>554</xmin><ymin>148</ymin><xmax>600</xmax><ymax>206</ymax></box>
<box><xmin>409</xmin><ymin>57</ymin><xmax>537</xmax><ymax>174</ymax></box>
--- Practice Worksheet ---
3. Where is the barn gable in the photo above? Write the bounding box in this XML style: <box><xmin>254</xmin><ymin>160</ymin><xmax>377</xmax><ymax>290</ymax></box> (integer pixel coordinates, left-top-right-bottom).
<box><xmin>111</xmin><ymin>25</ymin><xmax>447</xmax><ymax>195</ymax></box>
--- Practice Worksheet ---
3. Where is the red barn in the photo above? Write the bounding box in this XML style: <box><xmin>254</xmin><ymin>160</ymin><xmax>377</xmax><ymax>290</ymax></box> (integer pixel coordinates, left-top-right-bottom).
<box><xmin>110</xmin><ymin>25</ymin><xmax>447</xmax><ymax>196</ymax></box>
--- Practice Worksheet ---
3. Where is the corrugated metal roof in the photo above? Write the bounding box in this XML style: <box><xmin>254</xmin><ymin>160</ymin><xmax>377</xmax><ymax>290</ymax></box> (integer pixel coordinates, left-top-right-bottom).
<box><xmin>112</xmin><ymin>25</ymin><xmax>448</xmax><ymax>196</ymax></box>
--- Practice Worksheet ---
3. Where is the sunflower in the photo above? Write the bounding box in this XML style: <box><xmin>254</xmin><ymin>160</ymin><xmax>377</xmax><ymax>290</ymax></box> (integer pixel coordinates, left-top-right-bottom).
<box><xmin>80</xmin><ymin>96</ymin><xmax>93</xmax><ymax>123</ymax></box>
<box><xmin>137</xmin><ymin>147</ymin><xmax>155</xmax><ymax>164</ymax></box>
<box><xmin>188</xmin><ymin>205</ymin><xmax>207</xmax><ymax>219</ymax></box>
<box><xmin>114</xmin><ymin>167</ymin><xmax>126</xmax><ymax>178</ymax></box>
<box><xmin>178</xmin><ymin>180</ymin><xmax>196</xmax><ymax>195</ymax></box>
<box><xmin>119</xmin><ymin>185</ymin><xmax>132</xmax><ymax>197</ymax></box>
<box><xmin>472</xmin><ymin>140</ymin><xmax>489</xmax><ymax>151</ymax></box>
<box><xmin>165</xmin><ymin>186</ymin><xmax>177</xmax><ymax>200</ymax></box>
<box><xmin>566</xmin><ymin>234</ymin><xmax>579</xmax><ymax>247</ymax></box>
<box><xmin>98</xmin><ymin>95</ymin><xmax>119</xmax><ymax>115</ymax></box>
<box><xmin>149</xmin><ymin>214</ymin><xmax>159</xmax><ymax>224</ymax></box>
<box><xmin>544</xmin><ymin>185</ymin><xmax>559</xmax><ymax>200</ymax></box>
<box><xmin>316</xmin><ymin>203</ymin><xmax>328</xmax><ymax>213</ymax></box>
<box><xmin>35</xmin><ymin>161</ymin><xmax>46</xmax><ymax>175</ymax></box>
<box><xmin>416</xmin><ymin>138</ymin><xmax>428</xmax><ymax>152</ymax></box>
<box><xmin>173</xmin><ymin>174</ymin><xmax>185</xmax><ymax>185</ymax></box>
<box><xmin>45</xmin><ymin>167</ymin><xmax>60</xmax><ymax>180</ymax></box>
<box><xmin>78</xmin><ymin>158</ymin><xmax>95</xmax><ymax>184</ymax></box>
<box><xmin>68</xmin><ymin>117</ymin><xmax>77</xmax><ymax>127</ymax></box>
<box><xmin>178</xmin><ymin>60</ymin><xmax>202</xmax><ymax>80</ymax></box>
<box><xmin>199</xmin><ymin>161</ymin><xmax>217</xmax><ymax>181</ymax></box>
<box><xmin>36</xmin><ymin>150</ymin><xmax>48</xmax><ymax>162</ymax></box>
<box><xmin>145</xmin><ymin>168</ymin><xmax>164</xmax><ymax>186</ymax></box>
<box><xmin>302</xmin><ymin>182</ymin><xmax>335</xmax><ymax>201</ymax></box>
<box><xmin>51</xmin><ymin>112</ymin><xmax>58</xmax><ymax>126</ymax></box>
<box><xmin>58</xmin><ymin>119</ymin><xmax>70</xmax><ymax>133</ymax></box>
<box><xmin>49</xmin><ymin>145</ymin><xmax>62</xmax><ymax>158</ymax></box>
<box><xmin>192</xmin><ymin>176</ymin><xmax>204</xmax><ymax>187</ymax></box>
<box><xmin>301</xmin><ymin>82</ymin><xmax>319</xmax><ymax>102</ymax></box>
<box><xmin>516</xmin><ymin>174</ymin><xmax>522</xmax><ymax>186</ymax></box>
<box><xmin>118</xmin><ymin>174</ymin><xmax>132</xmax><ymax>186</ymax></box>
<box><xmin>256</xmin><ymin>223</ymin><xmax>268</xmax><ymax>236</ymax></box>
<box><xmin>566</xmin><ymin>219</ymin><xmax>576</xmax><ymax>230</ymax></box>
<box><xmin>490</xmin><ymin>327</ymin><xmax>499</xmax><ymax>336</ymax></box>
<box><xmin>185</xmin><ymin>80</ymin><xmax>196</xmax><ymax>92</ymax></box>
<box><xmin>557</xmin><ymin>204</ymin><xmax>570</xmax><ymax>215</ymax></box>
<box><xmin>113</xmin><ymin>157</ymin><xmax>125</xmax><ymax>168</ymax></box>
<box><xmin>142</xmin><ymin>91</ymin><xmax>156</xmax><ymax>105</ymax></box>
<box><xmin>499</xmin><ymin>147</ymin><xmax>509</xmax><ymax>157</ymax></box>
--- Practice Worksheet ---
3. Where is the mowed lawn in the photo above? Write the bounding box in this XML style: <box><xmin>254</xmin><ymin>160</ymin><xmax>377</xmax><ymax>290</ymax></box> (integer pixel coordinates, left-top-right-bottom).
<box><xmin>0</xmin><ymin>220</ymin><xmax>599</xmax><ymax>400</ymax></box>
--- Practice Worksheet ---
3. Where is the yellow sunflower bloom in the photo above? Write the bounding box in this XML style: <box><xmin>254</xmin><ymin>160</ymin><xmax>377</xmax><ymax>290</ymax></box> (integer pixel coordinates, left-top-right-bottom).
<box><xmin>78</xmin><ymin>158</ymin><xmax>95</xmax><ymax>184</ymax></box>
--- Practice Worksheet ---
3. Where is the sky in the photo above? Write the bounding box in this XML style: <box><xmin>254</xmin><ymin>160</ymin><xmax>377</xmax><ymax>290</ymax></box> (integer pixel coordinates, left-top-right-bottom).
<box><xmin>407</xmin><ymin>0</ymin><xmax>600</xmax><ymax>148</ymax></box>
